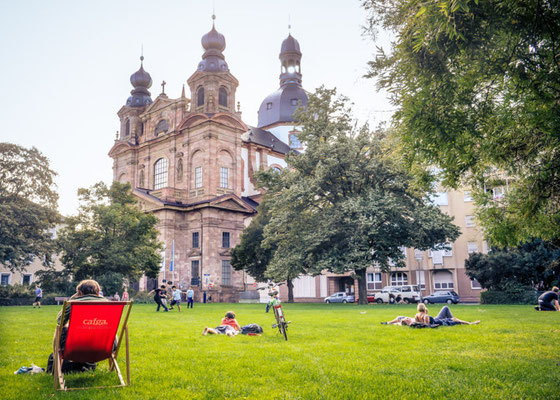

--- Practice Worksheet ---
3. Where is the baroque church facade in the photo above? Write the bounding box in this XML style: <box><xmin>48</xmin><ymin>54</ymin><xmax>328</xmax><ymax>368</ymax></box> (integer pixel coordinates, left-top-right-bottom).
<box><xmin>108</xmin><ymin>19</ymin><xmax>307</xmax><ymax>302</ymax></box>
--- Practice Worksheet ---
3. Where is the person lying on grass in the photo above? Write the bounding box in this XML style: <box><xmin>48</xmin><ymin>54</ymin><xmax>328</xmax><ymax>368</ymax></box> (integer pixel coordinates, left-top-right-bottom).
<box><xmin>381</xmin><ymin>316</ymin><xmax>414</xmax><ymax>326</ymax></box>
<box><xmin>415</xmin><ymin>303</ymin><xmax>480</xmax><ymax>326</ymax></box>
<box><xmin>203</xmin><ymin>311</ymin><xmax>241</xmax><ymax>337</ymax></box>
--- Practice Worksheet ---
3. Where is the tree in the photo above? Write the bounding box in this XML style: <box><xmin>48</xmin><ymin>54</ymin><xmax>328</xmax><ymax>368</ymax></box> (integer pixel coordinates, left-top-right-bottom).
<box><xmin>57</xmin><ymin>182</ymin><xmax>162</xmax><ymax>286</ymax></box>
<box><xmin>363</xmin><ymin>0</ymin><xmax>560</xmax><ymax>246</ymax></box>
<box><xmin>0</xmin><ymin>143</ymin><xmax>59</xmax><ymax>271</ymax></box>
<box><xmin>258</xmin><ymin>88</ymin><xmax>460</xmax><ymax>304</ymax></box>
<box><xmin>465</xmin><ymin>239</ymin><xmax>560</xmax><ymax>291</ymax></box>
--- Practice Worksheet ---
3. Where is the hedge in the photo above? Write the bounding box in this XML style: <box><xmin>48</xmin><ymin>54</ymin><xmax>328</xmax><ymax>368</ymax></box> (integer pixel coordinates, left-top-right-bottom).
<box><xmin>480</xmin><ymin>289</ymin><xmax>540</xmax><ymax>304</ymax></box>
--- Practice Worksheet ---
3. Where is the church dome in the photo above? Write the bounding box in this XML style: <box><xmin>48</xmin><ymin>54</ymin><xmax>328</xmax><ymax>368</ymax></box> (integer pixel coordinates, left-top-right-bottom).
<box><xmin>257</xmin><ymin>82</ymin><xmax>308</xmax><ymax>128</ymax></box>
<box><xmin>126</xmin><ymin>56</ymin><xmax>153</xmax><ymax>107</ymax></box>
<box><xmin>201</xmin><ymin>25</ymin><xmax>226</xmax><ymax>52</ymax></box>
<box><xmin>281</xmin><ymin>34</ymin><xmax>301</xmax><ymax>55</ymax></box>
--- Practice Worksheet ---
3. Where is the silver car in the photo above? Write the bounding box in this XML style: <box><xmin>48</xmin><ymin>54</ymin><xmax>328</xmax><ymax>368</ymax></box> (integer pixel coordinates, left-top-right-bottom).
<box><xmin>324</xmin><ymin>292</ymin><xmax>355</xmax><ymax>303</ymax></box>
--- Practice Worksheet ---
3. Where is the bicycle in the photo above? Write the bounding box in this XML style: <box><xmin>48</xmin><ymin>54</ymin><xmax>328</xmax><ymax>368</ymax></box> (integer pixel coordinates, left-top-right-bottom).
<box><xmin>257</xmin><ymin>282</ymin><xmax>291</xmax><ymax>341</ymax></box>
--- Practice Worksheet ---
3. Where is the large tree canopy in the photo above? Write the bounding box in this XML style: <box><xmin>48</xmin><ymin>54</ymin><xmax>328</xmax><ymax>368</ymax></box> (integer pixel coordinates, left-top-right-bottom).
<box><xmin>256</xmin><ymin>88</ymin><xmax>460</xmax><ymax>304</ymax></box>
<box><xmin>363</xmin><ymin>0</ymin><xmax>560</xmax><ymax>246</ymax></box>
<box><xmin>56</xmin><ymin>182</ymin><xmax>162</xmax><ymax>286</ymax></box>
<box><xmin>0</xmin><ymin>143</ymin><xmax>59</xmax><ymax>271</ymax></box>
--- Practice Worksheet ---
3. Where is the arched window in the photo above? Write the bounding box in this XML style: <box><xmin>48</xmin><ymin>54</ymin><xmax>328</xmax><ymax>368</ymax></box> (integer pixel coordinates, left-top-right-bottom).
<box><xmin>154</xmin><ymin>120</ymin><xmax>168</xmax><ymax>136</ymax></box>
<box><xmin>219</xmin><ymin>87</ymin><xmax>228</xmax><ymax>107</ymax></box>
<box><xmin>177</xmin><ymin>159</ymin><xmax>183</xmax><ymax>182</ymax></box>
<box><xmin>153</xmin><ymin>158</ymin><xmax>168</xmax><ymax>190</ymax></box>
<box><xmin>125</xmin><ymin>119</ymin><xmax>130</xmax><ymax>136</ymax></box>
<box><xmin>197</xmin><ymin>87</ymin><xmax>204</xmax><ymax>107</ymax></box>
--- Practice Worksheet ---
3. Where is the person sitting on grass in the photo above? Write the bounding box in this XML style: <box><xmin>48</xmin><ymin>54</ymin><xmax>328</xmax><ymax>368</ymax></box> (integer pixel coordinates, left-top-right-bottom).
<box><xmin>381</xmin><ymin>316</ymin><xmax>414</xmax><ymax>326</ymax></box>
<box><xmin>415</xmin><ymin>303</ymin><xmax>480</xmax><ymax>326</ymax></box>
<box><xmin>535</xmin><ymin>287</ymin><xmax>559</xmax><ymax>311</ymax></box>
<box><xmin>203</xmin><ymin>311</ymin><xmax>241</xmax><ymax>337</ymax></box>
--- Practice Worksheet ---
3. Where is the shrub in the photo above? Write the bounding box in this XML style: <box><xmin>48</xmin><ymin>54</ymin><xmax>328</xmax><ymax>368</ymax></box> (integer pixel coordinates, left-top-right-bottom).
<box><xmin>481</xmin><ymin>289</ymin><xmax>538</xmax><ymax>304</ymax></box>
<box><xmin>0</xmin><ymin>284</ymin><xmax>34</xmax><ymax>298</ymax></box>
<box><xmin>128</xmin><ymin>290</ymin><xmax>153</xmax><ymax>304</ymax></box>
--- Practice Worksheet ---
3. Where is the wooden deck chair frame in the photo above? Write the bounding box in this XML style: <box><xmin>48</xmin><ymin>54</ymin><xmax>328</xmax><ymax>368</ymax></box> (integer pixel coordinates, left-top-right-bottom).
<box><xmin>52</xmin><ymin>300</ymin><xmax>133</xmax><ymax>391</ymax></box>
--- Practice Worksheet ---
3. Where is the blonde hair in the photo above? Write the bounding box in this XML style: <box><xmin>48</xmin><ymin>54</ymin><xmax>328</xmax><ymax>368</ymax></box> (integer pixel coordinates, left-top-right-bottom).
<box><xmin>417</xmin><ymin>303</ymin><xmax>428</xmax><ymax>313</ymax></box>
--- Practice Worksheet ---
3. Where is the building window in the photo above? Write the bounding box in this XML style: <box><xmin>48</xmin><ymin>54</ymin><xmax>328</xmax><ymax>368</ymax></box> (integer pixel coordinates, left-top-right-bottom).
<box><xmin>222</xmin><ymin>260</ymin><xmax>231</xmax><ymax>286</ymax></box>
<box><xmin>153</xmin><ymin>158</ymin><xmax>168</xmax><ymax>190</ymax></box>
<box><xmin>222</xmin><ymin>232</ymin><xmax>230</xmax><ymax>248</ymax></box>
<box><xmin>289</xmin><ymin>133</ymin><xmax>302</xmax><ymax>149</ymax></box>
<box><xmin>219</xmin><ymin>87</ymin><xmax>228</xmax><ymax>107</ymax></box>
<box><xmin>1</xmin><ymin>273</ymin><xmax>10</xmax><ymax>286</ymax></box>
<box><xmin>125</xmin><ymin>119</ymin><xmax>130</xmax><ymax>136</ymax></box>
<box><xmin>443</xmin><ymin>243</ymin><xmax>453</xmax><ymax>257</ymax></box>
<box><xmin>391</xmin><ymin>272</ymin><xmax>408</xmax><ymax>286</ymax></box>
<box><xmin>416</xmin><ymin>270</ymin><xmax>426</xmax><ymax>289</ymax></box>
<box><xmin>467</xmin><ymin>242</ymin><xmax>479</xmax><ymax>254</ymax></box>
<box><xmin>192</xmin><ymin>232</ymin><xmax>199</xmax><ymax>248</ymax></box>
<box><xmin>154</xmin><ymin>120</ymin><xmax>168</xmax><ymax>136</ymax></box>
<box><xmin>464</xmin><ymin>191</ymin><xmax>472</xmax><ymax>202</ymax></box>
<box><xmin>471</xmin><ymin>278</ymin><xmax>482</xmax><ymax>289</ymax></box>
<box><xmin>266</xmin><ymin>102</ymin><xmax>272</xmax><ymax>110</ymax></box>
<box><xmin>195</xmin><ymin>166</ymin><xmax>202</xmax><ymax>188</ymax></box>
<box><xmin>139</xmin><ymin>170</ymin><xmax>145</xmax><ymax>188</ymax></box>
<box><xmin>465</xmin><ymin>215</ymin><xmax>476</xmax><ymax>228</ymax></box>
<box><xmin>22</xmin><ymin>274</ymin><xmax>32</xmax><ymax>285</ymax></box>
<box><xmin>493</xmin><ymin>186</ymin><xmax>505</xmax><ymax>200</ymax></box>
<box><xmin>434</xmin><ymin>270</ymin><xmax>454</xmax><ymax>289</ymax></box>
<box><xmin>197</xmin><ymin>87</ymin><xmax>204</xmax><ymax>107</ymax></box>
<box><xmin>220</xmin><ymin>167</ymin><xmax>229</xmax><ymax>188</ymax></box>
<box><xmin>191</xmin><ymin>260</ymin><xmax>200</xmax><ymax>278</ymax></box>
<box><xmin>271</xmin><ymin>166</ymin><xmax>282</xmax><ymax>173</ymax></box>
<box><xmin>367</xmin><ymin>273</ymin><xmax>382</xmax><ymax>290</ymax></box>
<box><xmin>291</xmin><ymin>98</ymin><xmax>298</xmax><ymax>106</ymax></box>
<box><xmin>433</xmin><ymin>192</ymin><xmax>448</xmax><ymax>206</ymax></box>
<box><xmin>177</xmin><ymin>159</ymin><xmax>183</xmax><ymax>182</ymax></box>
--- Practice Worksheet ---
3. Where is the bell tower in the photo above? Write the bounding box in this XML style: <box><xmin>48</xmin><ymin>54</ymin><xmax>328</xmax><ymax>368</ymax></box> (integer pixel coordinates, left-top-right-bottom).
<box><xmin>187</xmin><ymin>15</ymin><xmax>239</xmax><ymax>116</ymax></box>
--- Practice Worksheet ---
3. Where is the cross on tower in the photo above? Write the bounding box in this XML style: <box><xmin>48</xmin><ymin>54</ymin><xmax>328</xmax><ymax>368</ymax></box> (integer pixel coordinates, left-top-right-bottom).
<box><xmin>161</xmin><ymin>80</ymin><xmax>166</xmax><ymax>94</ymax></box>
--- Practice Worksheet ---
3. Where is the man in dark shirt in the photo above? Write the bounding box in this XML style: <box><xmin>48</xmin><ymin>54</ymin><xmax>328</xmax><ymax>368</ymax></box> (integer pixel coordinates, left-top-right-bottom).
<box><xmin>148</xmin><ymin>285</ymin><xmax>169</xmax><ymax>312</ymax></box>
<box><xmin>536</xmin><ymin>287</ymin><xmax>559</xmax><ymax>311</ymax></box>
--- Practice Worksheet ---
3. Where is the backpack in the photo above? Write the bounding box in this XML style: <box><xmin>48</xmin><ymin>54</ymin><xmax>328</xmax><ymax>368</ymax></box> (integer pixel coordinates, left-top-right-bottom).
<box><xmin>240</xmin><ymin>324</ymin><xmax>263</xmax><ymax>334</ymax></box>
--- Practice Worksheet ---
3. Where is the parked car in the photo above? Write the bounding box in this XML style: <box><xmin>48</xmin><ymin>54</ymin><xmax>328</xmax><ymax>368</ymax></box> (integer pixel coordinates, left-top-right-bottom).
<box><xmin>422</xmin><ymin>291</ymin><xmax>459</xmax><ymax>304</ymax></box>
<box><xmin>374</xmin><ymin>285</ymin><xmax>422</xmax><ymax>304</ymax></box>
<box><xmin>357</xmin><ymin>293</ymin><xmax>376</xmax><ymax>303</ymax></box>
<box><xmin>324</xmin><ymin>292</ymin><xmax>355</xmax><ymax>303</ymax></box>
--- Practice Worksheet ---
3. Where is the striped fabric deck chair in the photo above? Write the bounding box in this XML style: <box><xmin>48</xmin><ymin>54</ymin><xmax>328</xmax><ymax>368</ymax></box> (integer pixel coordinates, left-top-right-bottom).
<box><xmin>52</xmin><ymin>300</ymin><xmax>133</xmax><ymax>391</ymax></box>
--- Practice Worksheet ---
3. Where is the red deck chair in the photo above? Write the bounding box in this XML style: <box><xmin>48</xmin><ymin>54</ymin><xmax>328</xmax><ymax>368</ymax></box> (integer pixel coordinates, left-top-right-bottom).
<box><xmin>52</xmin><ymin>300</ymin><xmax>133</xmax><ymax>391</ymax></box>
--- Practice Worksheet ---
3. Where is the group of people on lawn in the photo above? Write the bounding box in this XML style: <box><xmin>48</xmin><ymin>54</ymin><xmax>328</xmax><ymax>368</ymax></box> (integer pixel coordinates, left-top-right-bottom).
<box><xmin>147</xmin><ymin>284</ymin><xmax>194</xmax><ymax>312</ymax></box>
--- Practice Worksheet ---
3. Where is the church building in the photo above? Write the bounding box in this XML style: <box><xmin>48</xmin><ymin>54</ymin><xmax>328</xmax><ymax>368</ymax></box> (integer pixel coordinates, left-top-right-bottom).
<box><xmin>108</xmin><ymin>18</ymin><xmax>307</xmax><ymax>302</ymax></box>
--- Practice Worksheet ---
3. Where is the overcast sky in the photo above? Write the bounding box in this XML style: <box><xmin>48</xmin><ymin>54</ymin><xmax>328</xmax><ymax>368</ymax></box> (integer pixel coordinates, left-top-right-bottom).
<box><xmin>0</xmin><ymin>0</ymin><xmax>394</xmax><ymax>216</ymax></box>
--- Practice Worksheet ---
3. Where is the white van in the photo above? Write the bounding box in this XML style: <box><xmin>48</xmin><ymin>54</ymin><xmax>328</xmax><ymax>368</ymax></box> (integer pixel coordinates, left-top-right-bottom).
<box><xmin>375</xmin><ymin>285</ymin><xmax>422</xmax><ymax>304</ymax></box>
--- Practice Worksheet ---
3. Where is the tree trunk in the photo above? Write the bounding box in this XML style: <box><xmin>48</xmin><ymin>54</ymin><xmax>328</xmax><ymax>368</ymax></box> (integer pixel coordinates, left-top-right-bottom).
<box><xmin>287</xmin><ymin>278</ymin><xmax>294</xmax><ymax>303</ymax></box>
<box><xmin>356</xmin><ymin>268</ymin><xmax>368</xmax><ymax>305</ymax></box>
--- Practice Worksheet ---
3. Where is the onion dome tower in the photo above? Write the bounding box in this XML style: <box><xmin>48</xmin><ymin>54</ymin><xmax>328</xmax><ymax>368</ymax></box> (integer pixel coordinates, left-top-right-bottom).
<box><xmin>126</xmin><ymin>56</ymin><xmax>153</xmax><ymax>107</ymax></box>
<box><xmin>188</xmin><ymin>15</ymin><xmax>238</xmax><ymax>114</ymax></box>
<box><xmin>257</xmin><ymin>32</ymin><xmax>308</xmax><ymax>128</ymax></box>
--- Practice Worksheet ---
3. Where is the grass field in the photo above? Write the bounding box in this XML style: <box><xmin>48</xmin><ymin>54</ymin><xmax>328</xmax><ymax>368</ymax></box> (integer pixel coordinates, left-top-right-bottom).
<box><xmin>0</xmin><ymin>302</ymin><xmax>559</xmax><ymax>399</ymax></box>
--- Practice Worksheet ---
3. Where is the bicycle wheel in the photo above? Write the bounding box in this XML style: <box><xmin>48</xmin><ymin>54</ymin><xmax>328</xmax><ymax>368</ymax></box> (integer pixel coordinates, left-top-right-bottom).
<box><xmin>273</xmin><ymin>307</ymin><xmax>282</xmax><ymax>334</ymax></box>
<box><xmin>280</xmin><ymin>321</ymin><xmax>288</xmax><ymax>341</ymax></box>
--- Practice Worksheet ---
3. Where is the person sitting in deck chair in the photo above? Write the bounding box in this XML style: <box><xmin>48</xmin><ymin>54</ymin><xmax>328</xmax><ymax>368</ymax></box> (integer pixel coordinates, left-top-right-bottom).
<box><xmin>47</xmin><ymin>279</ymin><xmax>109</xmax><ymax>373</ymax></box>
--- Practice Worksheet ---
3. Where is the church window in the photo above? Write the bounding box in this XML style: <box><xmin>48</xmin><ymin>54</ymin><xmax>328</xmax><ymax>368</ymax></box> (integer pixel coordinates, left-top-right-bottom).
<box><xmin>195</xmin><ymin>166</ymin><xmax>202</xmax><ymax>188</ymax></box>
<box><xmin>125</xmin><ymin>119</ymin><xmax>130</xmax><ymax>136</ymax></box>
<box><xmin>139</xmin><ymin>170</ymin><xmax>145</xmax><ymax>187</ymax></box>
<box><xmin>197</xmin><ymin>87</ymin><xmax>204</xmax><ymax>107</ymax></box>
<box><xmin>266</xmin><ymin>102</ymin><xmax>272</xmax><ymax>110</ymax></box>
<box><xmin>221</xmin><ymin>260</ymin><xmax>231</xmax><ymax>286</ymax></box>
<box><xmin>192</xmin><ymin>232</ymin><xmax>199</xmax><ymax>249</ymax></box>
<box><xmin>219</xmin><ymin>87</ymin><xmax>228</xmax><ymax>107</ymax></box>
<box><xmin>154</xmin><ymin>120</ymin><xmax>168</xmax><ymax>136</ymax></box>
<box><xmin>191</xmin><ymin>260</ymin><xmax>200</xmax><ymax>278</ymax></box>
<box><xmin>289</xmin><ymin>133</ymin><xmax>302</xmax><ymax>149</ymax></box>
<box><xmin>220</xmin><ymin>167</ymin><xmax>229</xmax><ymax>188</ymax></box>
<box><xmin>177</xmin><ymin>159</ymin><xmax>183</xmax><ymax>182</ymax></box>
<box><xmin>140</xmin><ymin>123</ymin><xmax>144</xmax><ymax>136</ymax></box>
<box><xmin>222</xmin><ymin>232</ymin><xmax>230</xmax><ymax>248</ymax></box>
<box><xmin>291</xmin><ymin>98</ymin><xmax>298</xmax><ymax>106</ymax></box>
<box><xmin>282</xmin><ymin>65</ymin><xmax>287</xmax><ymax>73</ymax></box>
<box><xmin>153</xmin><ymin>158</ymin><xmax>168</xmax><ymax>190</ymax></box>
<box><xmin>272</xmin><ymin>166</ymin><xmax>281</xmax><ymax>173</ymax></box>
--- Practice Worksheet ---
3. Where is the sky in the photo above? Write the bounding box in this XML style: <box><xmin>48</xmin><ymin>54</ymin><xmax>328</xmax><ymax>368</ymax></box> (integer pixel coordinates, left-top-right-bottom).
<box><xmin>0</xmin><ymin>0</ymin><xmax>394</xmax><ymax>216</ymax></box>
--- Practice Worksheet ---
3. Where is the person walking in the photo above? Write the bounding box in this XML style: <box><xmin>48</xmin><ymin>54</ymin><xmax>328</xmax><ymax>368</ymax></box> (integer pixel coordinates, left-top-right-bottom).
<box><xmin>33</xmin><ymin>285</ymin><xmax>42</xmax><ymax>308</ymax></box>
<box><xmin>122</xmin><ymin>288</ymin><xmax>129</xmax><ymax>302</ymax></box>
<box><xmin>187</xmin><ymin>287</ymin><xmax>194</xmax><ymax>309</ymax></box>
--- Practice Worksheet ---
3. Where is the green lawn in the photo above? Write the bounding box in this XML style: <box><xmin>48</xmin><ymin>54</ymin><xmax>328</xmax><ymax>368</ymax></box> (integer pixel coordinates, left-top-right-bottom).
<box><xmin>0</xmin><ymin>303</ymin><xmax>558</xmax><ymax>399</ymax></box>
